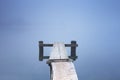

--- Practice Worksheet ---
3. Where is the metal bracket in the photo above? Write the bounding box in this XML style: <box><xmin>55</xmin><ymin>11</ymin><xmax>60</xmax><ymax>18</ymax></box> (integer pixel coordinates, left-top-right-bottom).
<box><xmin>39</xmin><ymin>41</ymin><xmax>78</xmax><ymax>61</ymax></box>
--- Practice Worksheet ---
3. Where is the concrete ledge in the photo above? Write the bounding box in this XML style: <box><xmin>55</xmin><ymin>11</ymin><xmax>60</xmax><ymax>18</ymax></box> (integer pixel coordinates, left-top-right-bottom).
<box><xmin>46</xmin><ymin>59</ymin><xmax>73</xmax><ymax>64</ymax></box>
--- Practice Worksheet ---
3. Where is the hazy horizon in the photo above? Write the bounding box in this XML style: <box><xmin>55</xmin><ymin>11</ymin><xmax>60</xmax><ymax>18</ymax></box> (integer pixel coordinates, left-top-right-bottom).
<box><xmin>0</xmin><ymin>0</ymin><xmax>120</xmax><ymax>80</ymax></box>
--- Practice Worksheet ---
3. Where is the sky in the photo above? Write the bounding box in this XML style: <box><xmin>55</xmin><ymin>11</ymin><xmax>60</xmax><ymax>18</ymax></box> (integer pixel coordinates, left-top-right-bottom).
<box><xmin>0</xmin><ymin>0</ymin><xmax>120</xmax><ymax>80</ymax></box>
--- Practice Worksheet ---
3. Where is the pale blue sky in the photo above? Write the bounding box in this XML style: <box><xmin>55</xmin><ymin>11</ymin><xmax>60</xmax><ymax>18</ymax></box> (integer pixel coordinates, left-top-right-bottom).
<box><xmin>0</xmin><ymin>0</ymin><xmax>120</xmax><ymax>80</ymax></box>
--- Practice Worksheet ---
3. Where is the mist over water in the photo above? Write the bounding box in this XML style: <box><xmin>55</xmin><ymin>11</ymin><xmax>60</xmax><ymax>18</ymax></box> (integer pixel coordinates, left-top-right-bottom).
<box><xmin>0</xmin><ymin>0</ymin><xmax>120</xmax><ymax>80</ymax></box>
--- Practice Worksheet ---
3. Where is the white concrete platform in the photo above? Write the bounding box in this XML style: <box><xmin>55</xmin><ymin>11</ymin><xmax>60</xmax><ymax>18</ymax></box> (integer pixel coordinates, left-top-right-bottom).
<box><xmin>49</xmin><ymin>42</ymin><xmax>78</xmax><ymax>80</ymax></box>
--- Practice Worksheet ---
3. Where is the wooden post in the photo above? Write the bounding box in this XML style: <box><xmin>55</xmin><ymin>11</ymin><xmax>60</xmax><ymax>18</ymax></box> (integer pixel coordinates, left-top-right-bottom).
<box><xmin>47</xmin><ymin>42</ymin><xmax>78</xmax><ymax>80</ymax></box>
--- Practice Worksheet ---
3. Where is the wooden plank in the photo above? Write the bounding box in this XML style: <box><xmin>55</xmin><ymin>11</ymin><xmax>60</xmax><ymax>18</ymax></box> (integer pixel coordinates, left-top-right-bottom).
<box><xmin>49</xmin><ymin>42</ymin><xmax>78</xmax><ymax>80</ymax></box>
